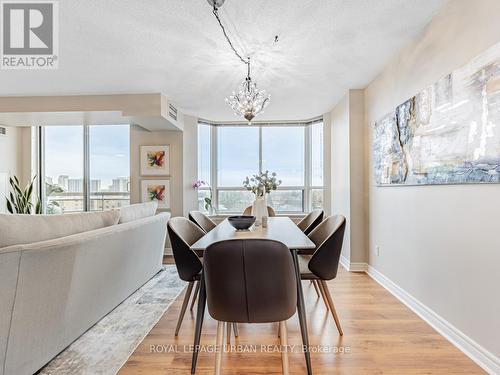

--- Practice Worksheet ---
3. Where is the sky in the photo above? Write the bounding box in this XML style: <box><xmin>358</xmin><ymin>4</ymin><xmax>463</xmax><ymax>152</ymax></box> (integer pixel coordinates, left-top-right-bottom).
<box><xmin>44</xmin><ymin>125</ymin><xmax>130</xmax><ymax>188</ymax></box>
<box><xmin>199</xmin><ymin>123</ymin><xmax>323</xmax><ymax>187</ymax></box>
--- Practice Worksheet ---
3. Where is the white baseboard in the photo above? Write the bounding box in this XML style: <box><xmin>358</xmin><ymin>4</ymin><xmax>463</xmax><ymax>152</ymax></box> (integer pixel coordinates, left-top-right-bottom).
<box><xmin>339</xmin><ymin>255</ymin><xmax>350</xmax><ymax>271</ymax></box>
<box><xmin>340</xmin><ymin>255</ymin><xmax>367</xmax><ymax>272</ymax></box>
<box><xmin>366</xmin><ymin>265</ymin><xmax>500</xmax><ymax>375</ymax></box>
<box><xmin>164</xmin><ymin>247</ymin><xmax>172</xmax><ymax>256</ymax></box>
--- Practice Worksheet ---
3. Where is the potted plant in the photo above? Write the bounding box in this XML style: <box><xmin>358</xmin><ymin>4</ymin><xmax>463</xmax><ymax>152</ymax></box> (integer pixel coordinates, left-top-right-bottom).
<box><xmin>193</xmin><ymin>180</ymin><xmax>213</xmax><ymax>214</ymax></box>
<box><xmin>5</xmin><ymin>175</ymin><xmax>42</xmax><ymax>214</ymax></box>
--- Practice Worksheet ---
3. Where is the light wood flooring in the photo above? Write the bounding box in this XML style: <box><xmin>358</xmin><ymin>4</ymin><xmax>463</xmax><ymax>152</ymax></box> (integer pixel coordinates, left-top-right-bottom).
<box><xmin>119</xmin><ymin>257</ymin><xmax>484</xmax><ymax>374</ymax></box>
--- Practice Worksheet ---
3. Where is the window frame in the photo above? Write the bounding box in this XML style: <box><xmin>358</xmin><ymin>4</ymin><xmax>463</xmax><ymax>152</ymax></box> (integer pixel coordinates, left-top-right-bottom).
<box><xmin>198</xmin><ymin>118</ymin><xmax>324</xmax><ymax>214</ymax></box>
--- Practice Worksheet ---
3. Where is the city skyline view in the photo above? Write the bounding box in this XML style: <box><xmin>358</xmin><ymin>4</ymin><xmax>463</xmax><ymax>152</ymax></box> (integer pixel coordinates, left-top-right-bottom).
<box><xmin>44</xmin><ymin>125</ymin><xmax>130</xmax><ymax>190</ymax></box>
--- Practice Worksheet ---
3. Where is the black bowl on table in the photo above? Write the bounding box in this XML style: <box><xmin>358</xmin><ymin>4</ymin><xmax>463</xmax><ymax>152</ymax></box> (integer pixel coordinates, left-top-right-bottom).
<box><xmin>228</xmin><ymin>215</ymin><xmax>256</xmax><ymax>230</ymax></box>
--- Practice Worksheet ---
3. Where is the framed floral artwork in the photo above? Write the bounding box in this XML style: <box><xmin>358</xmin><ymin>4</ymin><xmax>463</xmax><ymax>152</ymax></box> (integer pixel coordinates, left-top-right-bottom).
<box><xmin>140</xmin><ymin>145</ymin><xmax>170</xmax><ymax>176</ymax></box>
<box><xmin>141</xmin><ymin>179</ymin><xmax>170</xmax><ymax>208</ymax></box>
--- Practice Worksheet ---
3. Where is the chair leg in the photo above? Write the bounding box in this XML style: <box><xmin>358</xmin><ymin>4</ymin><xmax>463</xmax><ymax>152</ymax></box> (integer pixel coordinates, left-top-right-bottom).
<box><xmin>190</xmin><ymin>280</ymin><xmax>200</xmax><ymax>311</ymax></box>
<box><xmin>175</xmin><ymin>281</ymin><xmax>194</xmax><ymax>336</ymax></box>
<box><xmin>191</xmin><ymin>273</ymin><xmax>206</xmax><ymax>374</ymax></box>
<box><xmin>320</xmin><ymin>280</ymin><xmax>343</xmax><ymax>336</ymax></box>
<box><xmin>311</xmin><ymin>280</ymin><xmax>320</xmax><ymax>297</ymax></box>
<box><xmin>279</xmin><ymin>321</ymin><xmax>289</xmax><ymax>375</ymax></box>
<box><xmin>317</xmin><ymin>279</ymin><xmax>330</xmax><ymax>310</ymax></box>
<box><xmin>226</xmin><ymin>322</ymin><xmax>231</xmax><ymax>346</ymax></box>
<box><xmin>232</xmin><ymin>323</ymin><xmax>238</xmax><ymax>337</ymax></box>
<box><xmin>215</xmin><ymin>321</ymin><xmax>224</xmax><ymax>375</ymax></box>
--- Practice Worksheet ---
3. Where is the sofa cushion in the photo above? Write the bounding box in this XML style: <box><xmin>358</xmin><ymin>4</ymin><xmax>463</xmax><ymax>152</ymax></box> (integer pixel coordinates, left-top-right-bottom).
<box><xmin>0</xmin><ymin>210</ymin><xmax>120</xmax><ymax>248</ymax></box>
<box><xmin>118</xmin><ymin>201</ymin><xmax>158</xmax><ymax>224</ymax></box>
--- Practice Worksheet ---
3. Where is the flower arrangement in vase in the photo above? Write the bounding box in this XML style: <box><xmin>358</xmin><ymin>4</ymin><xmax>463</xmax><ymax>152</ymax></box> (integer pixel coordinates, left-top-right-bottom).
<box><xmin>243</xmin><ymin>171</ymin><xmax>281</xmax><ymax>225</ymax></box>
<box><xmin>243</xmin><ymin>170</ymin><xmax>281</xmax><ymax>197</ymax></box>
<box><xmin>193</xmin><ymin>180</ymin><xmax>213</xmax><ymax>214</ymax></box>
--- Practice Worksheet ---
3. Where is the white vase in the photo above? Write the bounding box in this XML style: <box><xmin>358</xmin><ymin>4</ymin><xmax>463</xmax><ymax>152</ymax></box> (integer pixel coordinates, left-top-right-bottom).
<box><xmin>251</xmin><ymin>196</ymin><xmax>268</xmax><ymax>226</ymax></box>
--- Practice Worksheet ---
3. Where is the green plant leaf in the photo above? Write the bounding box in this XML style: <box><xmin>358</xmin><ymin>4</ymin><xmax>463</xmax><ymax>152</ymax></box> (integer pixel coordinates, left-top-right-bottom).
<box><xmin>6</xmin><ymin>199</ymin><xmax>13</xmax><ymax>213</ymax></box>
<box><xmin>35</xmin><ymin>200</ymin><xmax>42</xmax><ymax>214</ymax></box>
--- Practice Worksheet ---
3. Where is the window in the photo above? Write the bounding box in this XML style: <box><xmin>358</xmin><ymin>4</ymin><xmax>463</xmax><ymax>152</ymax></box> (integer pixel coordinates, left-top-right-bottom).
<box><xmin>198</xmin><ymin>123</ymin><xmax>211</xmax><ymax>185</ymax></box>
<box><xmin>89</xmin><ymin>125</ymin><xmax>130</xmax><ymax>211</ymax></box>
<box><xmin>262</xmin><ymin>126</ymin><xmax>304</xmax><ymax>186</ymax></box>
<box><xmin>197</xmin><ymin>120</ymin><xmax>323</xmax><ymax>214</ymax></box>
<box><xmin>310</xmin><ymin>121</ymin><xmax>324</xmax><ymax>209</ymax></box>
<box><xmin>217</xmin><ymin>126</ymin><xmax>259</xmax><ymax>187</ymax></box>
<box><xmin>44</xmin><ymin>126</ymin><xmax>84</xmax><ymax>213</ymax></box>
<box><xmin>43</xmin><ymin>124</ymin><xmax>130</xmax><ymax>214</ymax></box>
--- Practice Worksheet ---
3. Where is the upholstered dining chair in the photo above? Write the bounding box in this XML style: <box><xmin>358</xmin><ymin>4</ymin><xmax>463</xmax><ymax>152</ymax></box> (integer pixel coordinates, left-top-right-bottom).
<box><xmin>167</xmin><ymin>217</ymin><xmax>206</xmax><ymax>336</ymax></box>
<box><xmin>242</xmin><ymin>205</ymin><xmax>276</xmax><ymax>217</ymax></box>
<box><xmin>297</xmin><ymin>209</ymin><xmax>324</xmax><ymax>235</ymax></box>
<box><xmin>298</xmin><ymin>215</ymin><xmax>346</xmax><ymax>335</ymax></box>
<box><xmin>189</xmin><ymin>210</ymin><xmax>217</xmax><ymax>233</ymax></box>
<box><xmin>203</xmin><ymin>239</ymin><xmax>297</xmax><ymax>375</ymax></box>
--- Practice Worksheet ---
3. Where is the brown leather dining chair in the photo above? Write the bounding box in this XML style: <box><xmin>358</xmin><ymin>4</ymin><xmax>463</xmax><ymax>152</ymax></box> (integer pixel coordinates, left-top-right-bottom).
<box><xmin>298</xmin><ymin>215</ymin><xmax>346</xmax><ymax>335</ymax></box>
<box><xmin>203</xmin><ymin>239</ymin><xmax>297</xmax><ymax>375</ymax></box>
<box><xmin>167</xmin><ymin>217</ymin><xmax>206</xmax><ymax>336</ymax></box>
<box><xmin>189</xmin><ymin>210</ymin><xmax>217</xmax><ymax>233</ymax></box>
<box><xmin>242</xmin><ymin>205</ymin><xmax>276</xmax><ymax>217</ymax></box>
<box><xmin>297</xmin><ymin>209</ymin><xmax>324</xmax><ymax>235</ymax></box>
<box><xmin>297</xmin><ymin>209</ymin><xmax>324</xmax><ymax>298</ymax></box>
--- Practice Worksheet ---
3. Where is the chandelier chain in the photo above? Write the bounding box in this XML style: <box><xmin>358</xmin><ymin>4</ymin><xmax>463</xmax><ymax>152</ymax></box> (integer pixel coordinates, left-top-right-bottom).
<box><xmin>212</xmin><ymin>6</ymin><xmax>250</xmax><ymax>71</ymax></box>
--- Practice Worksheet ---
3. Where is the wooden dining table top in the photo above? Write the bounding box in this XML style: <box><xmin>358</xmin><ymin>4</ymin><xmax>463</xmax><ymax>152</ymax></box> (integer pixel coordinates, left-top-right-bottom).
<box><xmin>190</xmin><ymin>216</ymin><xmax>316</xmax><ymax>252</ymax></box>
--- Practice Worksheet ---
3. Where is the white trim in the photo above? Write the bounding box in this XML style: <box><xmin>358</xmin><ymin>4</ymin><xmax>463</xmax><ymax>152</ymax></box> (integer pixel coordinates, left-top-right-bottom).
<box><xmin>340</xmin><ymin>255</ymin><xmax>350</xmax><ymax>271</ymax></box>
<box><xmin>348</xmin><ymin>262</ymin><xmax>368</xmax><ymax>272</ymax></box>
<box><xmin>339</xmin><ymin>255</ymin><xmax>367</xmax><ymax>272</ymax></box>
<box><xmin>366</xmin><ymin>265</ymin><xmax>500</xmax><ymax>375</ymax></box>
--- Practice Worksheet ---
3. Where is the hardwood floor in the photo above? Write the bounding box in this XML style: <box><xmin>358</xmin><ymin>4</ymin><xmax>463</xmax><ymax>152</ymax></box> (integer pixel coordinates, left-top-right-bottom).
<box><xmin>119</xmin><ymin>258</ymin><xmax>484</xmax><ymax>374</ymax></box>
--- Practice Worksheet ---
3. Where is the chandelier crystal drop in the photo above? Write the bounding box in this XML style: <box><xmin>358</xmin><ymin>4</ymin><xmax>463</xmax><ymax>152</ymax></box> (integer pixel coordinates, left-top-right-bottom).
<box><xmin>209</xmin><ymin>0</ymin><xmax>271</xmax><ymax>123</ymax></box>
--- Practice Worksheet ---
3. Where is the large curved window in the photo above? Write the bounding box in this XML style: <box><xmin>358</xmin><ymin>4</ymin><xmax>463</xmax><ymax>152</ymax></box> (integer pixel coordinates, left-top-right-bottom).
<box><xmin>197</xmin><ymin>120</ymin><xmax>323</xmax><ymax>214</ymax></box>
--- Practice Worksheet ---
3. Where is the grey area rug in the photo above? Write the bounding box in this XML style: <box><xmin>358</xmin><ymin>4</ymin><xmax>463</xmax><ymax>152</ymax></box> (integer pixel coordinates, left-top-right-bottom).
<box><xmin>39</xmin><ymin>265</ymin><xmax>185</xmax><ymax>375</ymax></box>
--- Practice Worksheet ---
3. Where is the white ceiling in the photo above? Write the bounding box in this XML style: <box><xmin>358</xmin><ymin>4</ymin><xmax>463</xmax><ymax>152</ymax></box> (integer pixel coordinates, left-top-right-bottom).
<box><xmin>0</xmin><ymin>0</ymin><xmax>446</xmax><ymax>121</ymax></box>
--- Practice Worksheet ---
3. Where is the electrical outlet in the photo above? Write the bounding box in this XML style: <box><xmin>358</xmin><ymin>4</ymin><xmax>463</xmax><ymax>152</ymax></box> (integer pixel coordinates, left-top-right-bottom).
<box><xmin>375</xmin><ymin>245</ymin><xmax>380</xmax><ymax>256</ymax></box>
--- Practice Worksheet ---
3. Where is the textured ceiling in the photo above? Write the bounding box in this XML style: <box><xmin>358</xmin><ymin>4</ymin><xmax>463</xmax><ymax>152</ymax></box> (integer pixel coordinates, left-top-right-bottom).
<box><xmin>0</xmin><ymin>0</ymin><xmax>446</xmax><ymax>121</ymax></box>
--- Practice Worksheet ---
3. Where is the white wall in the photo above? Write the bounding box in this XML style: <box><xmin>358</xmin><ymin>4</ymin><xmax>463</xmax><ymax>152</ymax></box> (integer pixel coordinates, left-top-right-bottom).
<box><xmin>365</xmin><ymin>0</ymin><xmax>500</xmax><ymax>361</ymax></box>
<box><xmin>130</xmin><ymin>125</ymin><xmax>184</xmax><ymax>215</ymax></box>
<box><xmin>330</xmin><ymin>95</ymin><xmax>351</xmax><ymax>260</ymax></box>
<box><xmin>0</xmin><ymin>126</ymin><xmax>22</xmax><ymax>177</ymax></box>
<box><xmin>182</xmin><ymin>115</ymin><xmax>199</xmax><ymax>217</ymax></box>
<box><xmin>329</xmin><ymin>90</ymin><xmax>366</xmax><ymax>263</ymax></box>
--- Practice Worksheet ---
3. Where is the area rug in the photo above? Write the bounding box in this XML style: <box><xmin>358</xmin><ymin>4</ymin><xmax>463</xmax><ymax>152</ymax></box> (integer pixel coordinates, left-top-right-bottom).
<box><xmin>39</xmin><ymin>265</ymin><xmax>185</xmax><ymax>375</ymax></box>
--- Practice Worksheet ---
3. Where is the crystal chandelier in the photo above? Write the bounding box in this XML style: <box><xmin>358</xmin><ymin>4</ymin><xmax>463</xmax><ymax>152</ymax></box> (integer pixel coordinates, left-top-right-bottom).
<box><xmin>225</xmin><ymin>58</ymin><xmax>270</xmax><ymax>122</ymax></box>
<box><xmin>209</xmin><ymin>0</ymin><xmax>271</xmax><ymax>123</ymax></box>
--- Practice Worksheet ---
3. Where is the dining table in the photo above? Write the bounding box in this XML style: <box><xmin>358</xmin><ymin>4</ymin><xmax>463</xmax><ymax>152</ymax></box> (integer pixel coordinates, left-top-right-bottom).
<box><xmin>190</xmin><ymin>217</ymin><xmax>316</xmax><ymax>375</ymax></box>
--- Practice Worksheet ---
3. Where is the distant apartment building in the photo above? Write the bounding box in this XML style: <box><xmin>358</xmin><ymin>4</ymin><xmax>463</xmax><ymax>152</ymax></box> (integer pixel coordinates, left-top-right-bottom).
<box><xmin>91</xmin><ymin>180</ymin><xmax>101</xmax><ymax>192</ymax></box>
<box><xmin>111</xmin><ymin>177</ymin><xmax>129</xmax><ymax>192</ymax></box>
<box><xmin>67</xmin><ymin>178</ymin><xmax>83</xmax><ymax>193</ymax></box>
<box><xmin>58</xmin><ymin>175</ymin><xmax>69</xmax><ymax>190</ymax></box>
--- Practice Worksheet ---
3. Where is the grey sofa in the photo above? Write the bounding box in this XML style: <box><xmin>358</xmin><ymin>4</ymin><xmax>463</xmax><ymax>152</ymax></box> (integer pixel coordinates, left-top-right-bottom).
<box><xmin>0</xmin><ymin>207</ymin><xmax>169</xmax><ymax>375</ymax></box>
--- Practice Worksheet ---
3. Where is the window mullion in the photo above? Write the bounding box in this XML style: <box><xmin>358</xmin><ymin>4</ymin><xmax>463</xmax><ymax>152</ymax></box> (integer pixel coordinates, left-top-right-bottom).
<box><xmin>258</xmin><ymin>125</ymin><xmax>263</xmax><ymax>174</ymax></box>
<box><xmin>83</xmin><ymin>124</ymin><xmax>90</xmax><ymax>212</ymax></box>
<box><xmin>304</xmin><ymin>125</ymin><xmax>311</xmax><ymax>212</ymax></box>
<box><xmin>211</xmin><ymin>124</ymin><xmax>218</xmax><ymax>212</ymax></box>
<box><xmin>38</xmin><ymin>126</ymin><xmax>46</xmax><ymax>213</ymax></box>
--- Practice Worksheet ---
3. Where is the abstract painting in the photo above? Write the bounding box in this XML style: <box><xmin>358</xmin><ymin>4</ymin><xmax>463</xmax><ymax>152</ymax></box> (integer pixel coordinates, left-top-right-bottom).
<box><xmin>140</xmin><ymin>145</ymin><xmax>170</xmax><ymax>176</ymax></box>
<box><xmin>373</xmin><ymin>41</ymin><xmax>500</xmax><ymax>185</ymax></box>
<box><xmin>141</xmin><ymin>180</ymin><xmax>170</xmax><ymax>208</ymax></box>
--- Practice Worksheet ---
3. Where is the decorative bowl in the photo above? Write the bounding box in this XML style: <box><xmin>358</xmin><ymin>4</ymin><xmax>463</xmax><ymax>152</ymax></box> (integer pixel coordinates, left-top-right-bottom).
<box><xmin>228</xmin><ymin>215</ymin><xmax>256</xmax><ymax>230</ymax></box>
